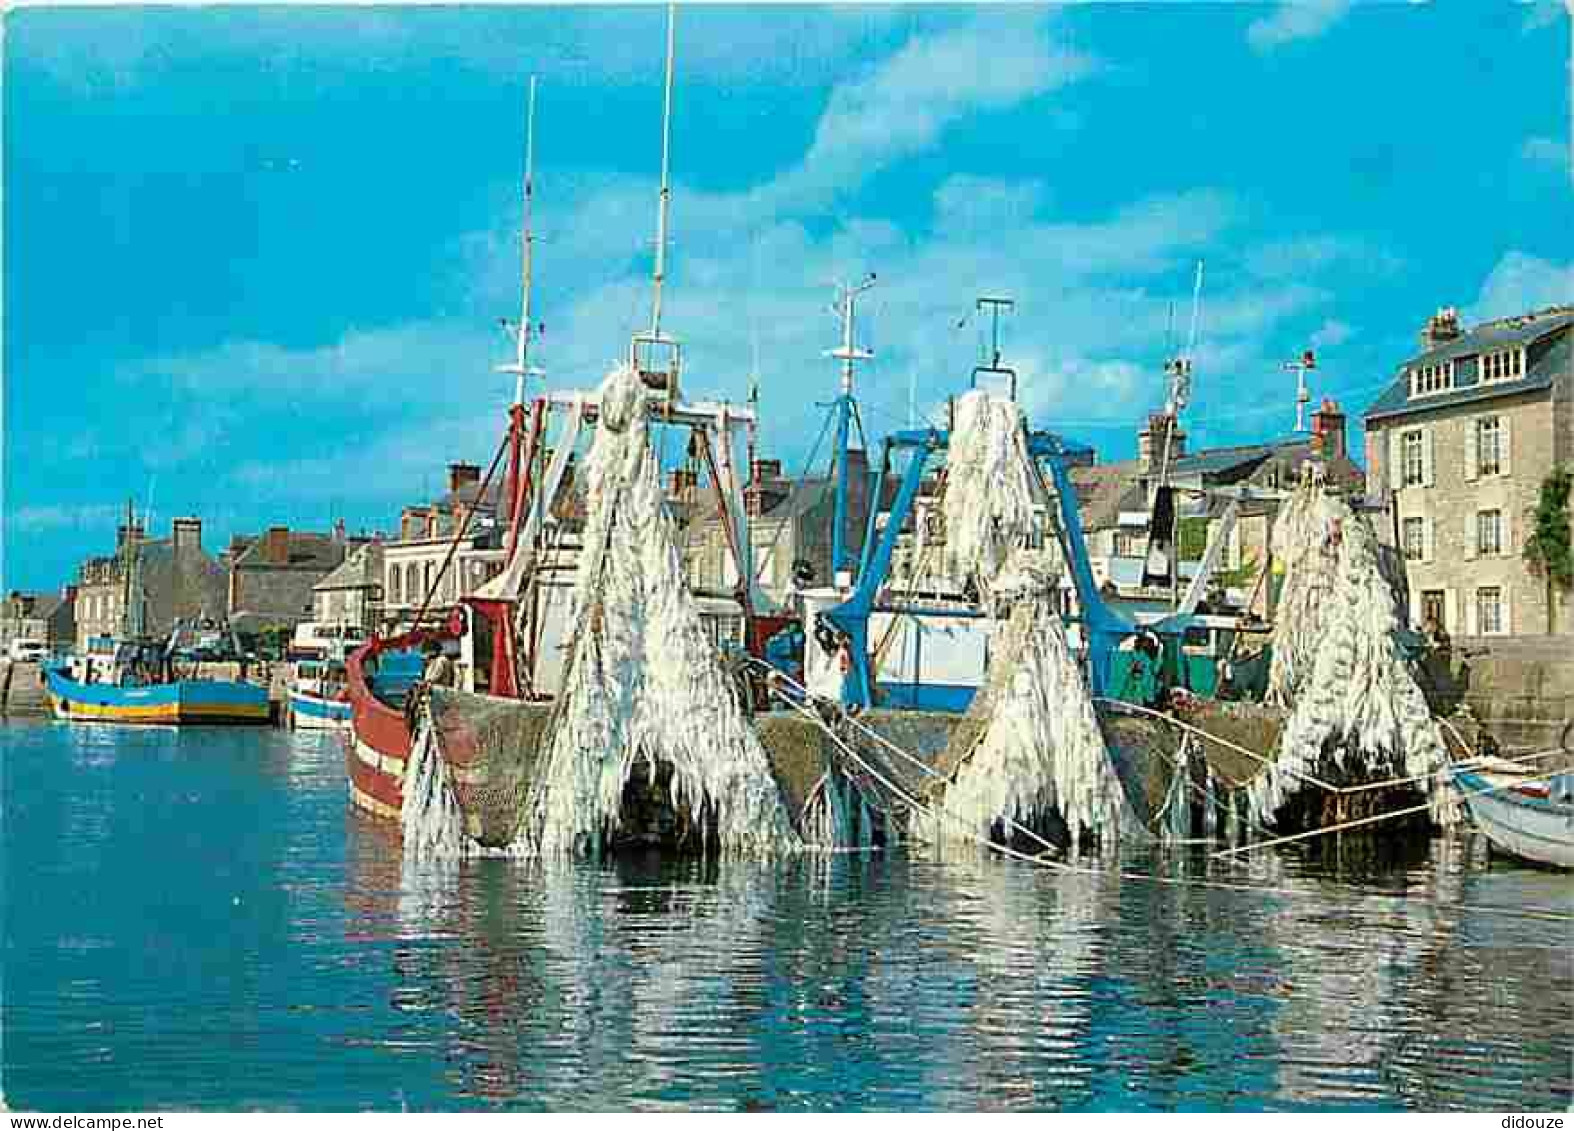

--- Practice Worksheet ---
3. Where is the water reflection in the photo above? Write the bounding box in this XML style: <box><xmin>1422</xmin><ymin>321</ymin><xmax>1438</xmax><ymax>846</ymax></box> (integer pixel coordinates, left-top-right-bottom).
<box><xmin>4</xmin><ymin>722</ymin><xmax>1570</xmax><ymax>1111</ymax></box>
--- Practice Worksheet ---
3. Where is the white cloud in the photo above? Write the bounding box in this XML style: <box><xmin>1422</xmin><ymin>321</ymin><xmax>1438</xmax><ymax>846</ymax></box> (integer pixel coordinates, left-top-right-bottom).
<box><xmin>9</xmin><ymin>504</ymin><xmax>125</xmax><ymax>535</ymax></box>
<box><xmin>757</xmin><ymin>13</ymin><xmax>1097</xmax><ymax>211</ymax></box>
<box><xmin>1310</xmin><ymin>319</ymin><xmax>1356</xmax><ymax>349</ymax></box>
<box><xmin>1246</xmin><ymin>1</ymin><xmax>1352</xmax><ymax>53</ymax></box>
<box><xmin>1467</xmin><ymin>251</ymin><xmax>1574</xmax><ymax>323</ymax></box>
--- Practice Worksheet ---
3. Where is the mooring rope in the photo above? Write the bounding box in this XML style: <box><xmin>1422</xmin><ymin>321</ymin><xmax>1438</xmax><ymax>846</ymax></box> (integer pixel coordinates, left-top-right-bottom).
<box><xmin>759</xmin><ymin>671</ymin><xmax>1571</xmax><ymax>923</ymax></box>
<box><xmin>1211</xmin><ymin>757</ymin><xmax>1572</xmax><ymax>860</ymax></box>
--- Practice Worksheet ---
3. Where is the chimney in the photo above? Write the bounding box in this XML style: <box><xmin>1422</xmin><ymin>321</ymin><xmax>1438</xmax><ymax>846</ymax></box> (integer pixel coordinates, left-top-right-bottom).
<box><xmin>1420</xmin><ymin>306</ymin><xmax>1462</xmax><ymax>350</ymax></box>
<box><xmin>1138</xmin><ymin>413</ymin><xmax>1186</xmax><ymax>473</ymax></box>
<box><xmin>448</xmin><ymin>462</ymin><xmax>481</xmax><ymax>494</ymax></box>
<box><xmin>332</xmin><ymin>518</ymin><xmax>346</xmax><ymax>544</ymax></box>
<box><xmin>750</xmin><ymin>458</ymin><xmax>783</xmax><ymax>484</ymax></box>
<box><xmin>171</xmin><ymin>516</ymin><xmax>202</xmax><ymax>556</ymax></box>
<box><xmin>1311</xmin><ymin>397</ymin><xmax>1347</xmax><ymax>461</ymax></box>
<box><xmin>263</xmin><ymin>525</ymin><xmax>290</xmax><ymax>565</ymax></box>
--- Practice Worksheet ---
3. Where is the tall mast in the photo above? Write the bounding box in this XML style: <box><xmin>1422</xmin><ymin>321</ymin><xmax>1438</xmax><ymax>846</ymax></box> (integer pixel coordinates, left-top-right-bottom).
<box><xmin>649</xmin><ymin>4</ymin><xmax>676</xmax><ymax>339</ymax></box>
<box><xmin>825</xmin><ymin>274</ymin><xmax>876</xmax><ymax>579</ymax></box>
<box><xmin>500</xmin><ymin>76</ymin><xmax>541</xmax><ymax>404</ymax></box>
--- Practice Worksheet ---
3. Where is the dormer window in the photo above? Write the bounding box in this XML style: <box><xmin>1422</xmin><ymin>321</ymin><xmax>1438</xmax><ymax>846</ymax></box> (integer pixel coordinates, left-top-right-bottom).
<box><xmin>1480</xmin><ymin>346</ymin><xmax>1525</xmax><ymax>383</ymax></box>
<box><xmin>1410</xmin><ymin>361</ymin><xmax>1454</xmax><ymax>397</ymax></box>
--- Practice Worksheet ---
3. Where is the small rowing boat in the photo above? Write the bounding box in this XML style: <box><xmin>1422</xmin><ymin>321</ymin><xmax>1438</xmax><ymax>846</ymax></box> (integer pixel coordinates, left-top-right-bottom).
<box><xmin>1453</xmin><ymin>764</ymin><xmax>1574</xmax><ymax>870</ymax></box>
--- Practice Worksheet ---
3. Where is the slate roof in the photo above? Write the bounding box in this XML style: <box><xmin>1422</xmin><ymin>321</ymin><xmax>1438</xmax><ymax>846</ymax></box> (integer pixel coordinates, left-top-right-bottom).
<box><xmin>1365</xmin><ymin>306</ymin><xmax>1572</xmax><ymax>424</ymax></box>
<box><xmin>1069</xmin><ymin>460</ymin><xmax>1145</xmax><ymax>532</ymax></box>
<box><xmin>230</xmin><ymin>531</ymin><xmax>346</xmax><ymax>573</ymax></box>
<box><xmin>313</xmin><ymin>542</ymin><xmax>384</xmax><ymax>592</ymax></box>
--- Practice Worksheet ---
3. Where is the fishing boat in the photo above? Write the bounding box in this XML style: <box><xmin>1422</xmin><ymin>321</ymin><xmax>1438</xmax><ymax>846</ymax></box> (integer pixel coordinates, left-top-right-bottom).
<box><xmin>349</xmin><ymin>32</ymin><xmax>797</xmax><ymax>851</ymax></box>
<box><xmin>44</xmin><ymin>645</ymin><xmax>269</xmax><ymax>725</ymax></box>
<box><xmin>1453</xmin><ymin>764</ymin><xmax>1574</xmax><ymax>869</ymax></box>
<box><xmin>44</xmin><ymin>509</ymin><xmax>270</xmax><ymax>726</ymax></box>
<box><xmin>288</xmin><ymin>658</ymin><xmax>352</xmax><ymax>730</ymax></box>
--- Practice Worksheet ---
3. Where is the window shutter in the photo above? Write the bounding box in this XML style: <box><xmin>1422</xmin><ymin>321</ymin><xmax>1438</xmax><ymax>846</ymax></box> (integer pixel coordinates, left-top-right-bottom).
<box><xmin>1464</xmin><ymin>419</ymin><xmax>1478</xmax><ymax>482</ymax></box>
<box><xmin>1444</xmin><ymin>588</ymin><xmax>1457</xmax><ymax>635</ymax></box>
<box><xmin>1503</xmin><ymin>505</ymin><xmax>1514</xmax><ymax>557</ymax></box>
<box><xmin>1422</xmin><ymin>427</ymin><xmax>1435</xmax><ymax>487</ymax></box>
<box><xmin>1389</xmin><ymin>428</ymin><xmax>1402</xmax><ymax>490</ymax></box>
<box><xmin>1423</xmin><ymin>516</ymin><xmax>1435</xmax><ymax>563</ymax></box>
<box><xmin>1502</xmin><ymin>588</ymin><xmax>1512</xmax><ymax>636</ymax></box>
<box><xmin>1500</xmin><ymin>415</ymin><xmax>1513</xmax><ymax>476</ymax></box>
<box><xmin>1466</xmin><ymin>590</ymin><xmax>1479</xmax><ymax>637</ymax></box>
<box><xmin>1463</xmin><ymin>513</ymin><xmax>1476</xmax><ymax>561</ymax></box>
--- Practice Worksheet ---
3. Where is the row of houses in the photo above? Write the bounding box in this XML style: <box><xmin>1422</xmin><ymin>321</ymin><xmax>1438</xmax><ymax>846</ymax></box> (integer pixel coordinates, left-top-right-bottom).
<box><xmin>14</xmin><ymin>301</ymin><xmax>1568</xmax><ymax>654</ymax></box>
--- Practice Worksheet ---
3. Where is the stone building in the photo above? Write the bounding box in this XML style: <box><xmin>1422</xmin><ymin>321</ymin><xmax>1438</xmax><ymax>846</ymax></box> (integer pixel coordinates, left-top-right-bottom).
<box><xmin>0</xmin><ymin>590</ymin><xmax>72</xmax><ymax>651</ymax></box>
<box><xmin>677</xmin><ymin>451</ymin><xmax>874</xmax><ymax>606</ymax></box>
<box><xmin>73</xmin><ymin>516</ymin><xmax>228</xmax><ymax>648</ymax></box>
<box><xmin>1068</xmin><ymin>406</ymin><xmax>1362</xmax><ymax>610</ymax></box>
<box><xmin>226</xmin><ymin>523</ymin><xmax>352</xmax><ymax>633</ymax></box>
<box><xmin>1363</xmin><ymin>304</ymin><xmax>1573</xmax><ymax>638</ymax></box>
<box><xmin>380</xmin><ymin>462</ymin><xmax>508</xmax><ymax>627</ymax></box>
<box><xmin>309</xmin><ymin>541</ymin><xmax>384</xmax><ymax>632</ymax></box>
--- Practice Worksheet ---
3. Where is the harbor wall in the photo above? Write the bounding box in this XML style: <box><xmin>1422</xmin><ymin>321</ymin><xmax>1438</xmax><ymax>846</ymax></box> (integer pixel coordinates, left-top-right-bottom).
<box><xmin>1449</xmin><ymin>636</ymin><xmax>1574</xmax><ymax>751</ymax></box>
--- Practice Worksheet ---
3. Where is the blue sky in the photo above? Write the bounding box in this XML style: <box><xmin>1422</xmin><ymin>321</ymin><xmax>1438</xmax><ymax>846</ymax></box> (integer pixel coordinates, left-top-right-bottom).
<box><xmin>5</xmin><ymin>2</ymin><xmax>1571</xmax><ymax>594</ymax></box>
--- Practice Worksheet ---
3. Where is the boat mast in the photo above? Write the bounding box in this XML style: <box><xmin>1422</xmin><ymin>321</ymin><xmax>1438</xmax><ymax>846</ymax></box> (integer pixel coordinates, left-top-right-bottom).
<box><xmin>826</xmin><ymin>274</ymin><xmax>876</xmax><ymax>583</ymax></box>
<box><xmin>499</xmin><ymin>76</ymin><xmax>543</xmax><ymax>563</ymax></box>
<box><xmin>649</xmin><ymin>4</ymin><xmax>676</xmax><ymax>342</ymax></box>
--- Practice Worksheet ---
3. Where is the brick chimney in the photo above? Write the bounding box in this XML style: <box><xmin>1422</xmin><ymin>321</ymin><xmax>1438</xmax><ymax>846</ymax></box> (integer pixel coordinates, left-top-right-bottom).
<box><xmin>1311</xmin><ymin>397</ymin><xmax>1346</xmax><ymax>461</ymax></box>
<box><xmin>171</xmin><ymin>516</ymin><xmax>202</xmax><ymax>556</ymax></box>
<box><xmin>1138</xmin><ymin>413</ymin><xmax>1186</xmax><ymax>473</ymax></box>
<box><xmin>263</xmin><ymin>525</ymin><xmax>290</xmax><ymax>565</ymax></box>
<box><xmin>1420</xmin><ymin>306</ymin><xmax>1462</xmax><ymax>350</ymax></box>
<box><xmin>448</xmin><ymin>462</ymin><xmax>481</xmax><ymax>494</ymax></box>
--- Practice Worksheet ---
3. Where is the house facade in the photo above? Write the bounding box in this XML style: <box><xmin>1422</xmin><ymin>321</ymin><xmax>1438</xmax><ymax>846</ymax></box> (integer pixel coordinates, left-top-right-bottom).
<box><xmin>1363</xmin><ymin>305</ymin><xmax>1573</xmax><ymax>638</ymax></box>
<box><xmin>227</xmin><ymin>524</ymin><xmax>352</xmax><ymax>632</ymax></box>
<box><xmin>73</xmin><ymin>516</ymin><xmax>229</xmax><ymax>648</ymax></box>
<box><xmin>380</xmin><ymin>462</ymin><xmax>508</xmax><ymax>628</ymax></box>
<box><xmin>310</xmin><ymin>542</ymin><xmax>385</xmax><ymax>632</ymax></box>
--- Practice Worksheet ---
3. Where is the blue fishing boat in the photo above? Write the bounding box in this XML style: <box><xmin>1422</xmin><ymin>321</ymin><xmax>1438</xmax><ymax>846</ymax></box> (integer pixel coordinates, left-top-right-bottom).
<box><xmin>44</xmin><ymin>656</ymin><xmax>269</xmax><ymax>725</ymax></box>
<box><xmin>1453</xmin><ymin>765</ymin><xmax>1574</xmax><ymax>870</ymax></box>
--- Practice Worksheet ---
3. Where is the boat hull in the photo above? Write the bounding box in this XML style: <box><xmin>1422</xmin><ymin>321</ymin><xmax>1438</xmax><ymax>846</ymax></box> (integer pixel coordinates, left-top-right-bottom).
<box><xmin>290</xmin><ymin>689</ymin><xmax>351</xmax><ymax>730</ymax></box>
<box><xmin>43</xmin><ymin>665</ymin><xmax>269</xmax><ymax>725</ymax></box>
<box><xmin>1454</xmin><ymin>769</ymin><xmax>1574</xmax><ymax>869</ymax></box>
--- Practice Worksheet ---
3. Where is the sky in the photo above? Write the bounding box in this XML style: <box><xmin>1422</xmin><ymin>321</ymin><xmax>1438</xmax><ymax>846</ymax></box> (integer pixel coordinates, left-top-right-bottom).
<box><xmin>4</xmin><ymin>1</ymin><xmax>1572</xmax><ymax>594</ymax></box>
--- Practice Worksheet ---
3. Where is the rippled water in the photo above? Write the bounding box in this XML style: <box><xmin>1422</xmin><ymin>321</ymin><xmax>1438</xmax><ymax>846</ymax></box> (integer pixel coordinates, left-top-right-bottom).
<box><xmin>2</xmin><ymin>721</ymin><xmax>1569</xmax><ymax>1111</ymax></box>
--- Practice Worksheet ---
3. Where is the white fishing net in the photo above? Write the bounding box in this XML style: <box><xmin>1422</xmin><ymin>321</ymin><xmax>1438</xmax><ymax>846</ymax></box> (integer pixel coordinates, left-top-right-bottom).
<box><xmin>930</xmin><ymin>390</ymin><xmax>1127</xmax><ymax>849</ymax></box>
<box><xmin>1253</xmin><ymin>475</ymin><xmax>1455</xmax><ymax>826</ymax></box>
<box><xmin>401</xmin><ymin>716</ymin><xmax>468</xmax><ymax>859</ymax></box>
<box><xmin>942</xmin><ymin>390</ymin><xmax>1041</xmax><ymax>587</ymax></box>
<box><xmin>935</xmin><ymin>593</ymin><xmax>1137</xmax><ymax>850</ymax></box>
<box><xmin>512</xmin><ymin>363</ymin><xmax>802</xmax><ymax>857</ymax></box>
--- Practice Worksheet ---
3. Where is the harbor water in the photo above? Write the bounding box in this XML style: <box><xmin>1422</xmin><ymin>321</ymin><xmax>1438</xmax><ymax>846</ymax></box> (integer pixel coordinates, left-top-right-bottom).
<box><xmin>2</xmin><ymin>720</ymin><xmax>1569</xmax><ymax>1112</ymax></box>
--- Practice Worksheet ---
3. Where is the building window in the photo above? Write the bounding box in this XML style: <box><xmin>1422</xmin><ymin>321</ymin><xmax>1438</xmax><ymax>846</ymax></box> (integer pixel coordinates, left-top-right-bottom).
<box><xmin>1420</xmin><ymin>590</ymin><xmax>1445</xmax><ymax>632</ymax></box>
<box><xmin>1476</xmin><ymin>416</ymin><xmax>1502</xmax><ymax>477</ymax></box>
<box><xmin>1401</xmin><ymin>430</ymin><xmax>1425</xmax><ymax>487</ymax></box>
<box><xmin>389</xmin><ymin>566</ymin><xmax>402</xmax><ymax>605</ymax></box>
<box><xmin>1481</xmin><ymin>348</ymin><xmax>1524</xmax><ymax>383</ymax></box>
<box><xmin>405</xmin><ymin>563</ymin><xmax>420</xmax><ymax>606</ymax></box>
<box><xmin>1402</xmin><ymin>517</ymin><xmax>1425</xmax><ymax>561</ymax></box>
<box><xmin>1476</xmin><ymin>587</ymin><xmax>1503</xmax><ymax>635</ymax></box>
<box><xmin>1410</xmin><ymin>362</ymin><xmax>1453</xmax><ymax>396</ymax></box>
<box><xmin>1476</xmin><ymin>509</ymin><xmax>1503</xmax><ymax>557</ymax></box>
